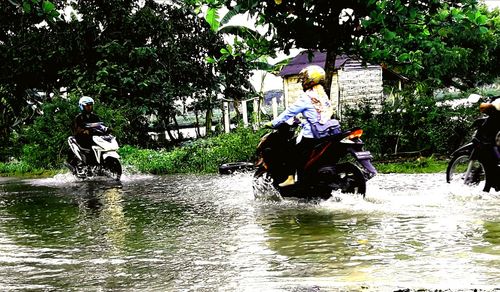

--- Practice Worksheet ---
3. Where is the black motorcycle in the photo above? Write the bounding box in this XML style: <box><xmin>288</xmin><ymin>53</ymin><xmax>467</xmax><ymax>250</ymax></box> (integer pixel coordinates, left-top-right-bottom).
<box><xmin>446</xmin><ymin>95</ymin><xmax>500</xmax><ymax>192</ymax></box>
<box><xmin>254</xmin><ymin>121</ymin><xmax>377</xmax><ymax>200</ymax></box>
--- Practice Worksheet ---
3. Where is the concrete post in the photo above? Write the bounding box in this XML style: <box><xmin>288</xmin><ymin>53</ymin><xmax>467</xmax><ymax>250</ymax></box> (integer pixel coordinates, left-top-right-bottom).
<box><xmin>272</xmin><ymin>96</ymin><xmax>278</xmax><ymax>119</ymax></box>
<box><xmin>242</xmin><ymin>100</ymin><xmax>248</xmax><ymax>127</ymax></box>
<box><xmin>223</xmin><ymin>101</ymin><xmax>230</xmax><ymax>133</ymax></box>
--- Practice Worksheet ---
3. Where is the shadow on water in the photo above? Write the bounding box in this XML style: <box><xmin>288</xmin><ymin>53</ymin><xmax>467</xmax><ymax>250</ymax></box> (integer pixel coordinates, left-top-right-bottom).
<box><xmin>0</xmin><ymin>172</ymin><xmax>498</xmax><ymax>291</ymax></box>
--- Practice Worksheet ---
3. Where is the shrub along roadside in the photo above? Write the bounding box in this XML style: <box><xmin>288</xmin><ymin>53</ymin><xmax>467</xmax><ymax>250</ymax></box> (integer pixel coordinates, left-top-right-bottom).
<box><xmin>120</xmin><ymin>127</ymin><xmax>265</xmax><ymax>174</ymax></box>
<box><xmin>0</xmin><ymin>153</ymin><xmax>449</xmax><ymax>177</ymax></box>
<box><xmin>1</xmin><ymin>127</ymin><xmax>264</xmax><ymax>177</ymax></box>
<box><xmin>0</xmin><ymin>129</ymin><xmax>450</xmax><ymax>178</ymax></box>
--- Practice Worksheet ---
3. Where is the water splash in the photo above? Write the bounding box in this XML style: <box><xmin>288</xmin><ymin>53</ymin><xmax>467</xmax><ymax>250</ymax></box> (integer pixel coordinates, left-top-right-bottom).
<box><xmin>252</xmin><ymin>175</ymin><xmax>283</xmax><ymax>202</ymax></box>
<box><xmin>27</xmin><ymin>170</ymin><xmax>154</xmax><ymax>187</ymax></box>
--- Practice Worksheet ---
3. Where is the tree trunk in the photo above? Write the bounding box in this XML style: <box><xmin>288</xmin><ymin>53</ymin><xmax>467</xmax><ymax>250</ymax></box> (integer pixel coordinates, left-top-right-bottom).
<box><xmin>324</xmin><ymin>49</ymin><xmax>338</xmax><ymax>98</ymax></box>
<box><xmin>172</xmin><ymin>114</ymin><xmax>182</xmax><ymax>140</ymax></box>
<box><xmin>205</xmin><ymin>99</ymin><xmax>213</xmax><ymax>136</ymax></box>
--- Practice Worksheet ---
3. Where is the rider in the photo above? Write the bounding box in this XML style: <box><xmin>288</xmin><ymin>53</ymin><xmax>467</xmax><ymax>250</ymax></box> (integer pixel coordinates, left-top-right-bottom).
<box><xmin>478</xmin><ymin>97</ymin><xmax>500</xmax><ymax>191</ymax></box>
<box><xmin>72</xmin><ymin>96</ymin><xmax>102</xmax><ymax>149</ymax></box>
<box><xmin>267</xmin><ymin>65</ymin><xmax>336</xmax><ymax>187</ymax></box>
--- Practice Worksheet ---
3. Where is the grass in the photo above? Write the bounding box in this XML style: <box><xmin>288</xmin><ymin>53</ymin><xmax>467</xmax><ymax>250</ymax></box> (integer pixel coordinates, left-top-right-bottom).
<box><xmin>373</xmin><ymin>156</ymin><xmax>448</xmax><ymax>174</ymax></box>
<box><xmin>0</xmin><ymin>161</ymin><xmax>63</xmax><ymax>178</ymax></box>
<box><xmin>0</xmin><ymin>154</ymin><xmax>450</xmax><ymax>178</ymax></box>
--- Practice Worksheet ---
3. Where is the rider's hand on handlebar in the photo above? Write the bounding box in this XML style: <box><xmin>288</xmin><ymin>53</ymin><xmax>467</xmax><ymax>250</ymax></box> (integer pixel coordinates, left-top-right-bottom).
<box><xmin>263</xmin><ymin>122</ymin><xmax>274</xmax><ymax>129</ymax></box>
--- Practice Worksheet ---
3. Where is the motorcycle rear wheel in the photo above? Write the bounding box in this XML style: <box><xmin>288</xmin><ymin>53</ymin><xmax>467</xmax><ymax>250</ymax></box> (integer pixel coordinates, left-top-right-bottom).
<box><xmin>446</xmin><ymin>154</ymin><xmax>485</xmax><ymax>186</ymax></box>
<box><xmin>334</xmin><ymin>163</ymin><xmax>366</xmax><ymax>196</ymax></box>
<box><xmin>103</xmin><ymin>157</ymin><xmax>122</xmax><ymax>181</ymax></box>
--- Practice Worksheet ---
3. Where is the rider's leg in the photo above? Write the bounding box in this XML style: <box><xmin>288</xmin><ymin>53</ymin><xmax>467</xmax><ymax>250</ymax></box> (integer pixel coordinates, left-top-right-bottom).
<box><xmin>278</xmin><ymin>137</ymin><xmax>316</xmax><ymax>187</ymax></box>
<box><xmin>278</xmin><ymin>139</ymin><xmax>298</xmax><ymax>187</ymax></box>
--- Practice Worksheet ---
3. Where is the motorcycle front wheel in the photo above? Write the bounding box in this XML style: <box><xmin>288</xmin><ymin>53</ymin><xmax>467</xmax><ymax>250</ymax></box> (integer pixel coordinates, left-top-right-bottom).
<box><xmin>446</xmin><ymin>154</ymin><xmax>485</xmax><ymax>186</ymax></box>
<box><xmin>103</xmin><ymin>157</ymin><xmax>122</xmax><ymax>181</ymax></box>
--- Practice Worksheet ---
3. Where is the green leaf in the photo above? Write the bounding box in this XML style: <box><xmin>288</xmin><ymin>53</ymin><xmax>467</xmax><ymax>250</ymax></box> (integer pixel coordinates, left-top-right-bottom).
<box><xmin>205</xmin><ymin>8</ymin><xmax>220</xmax><ymax>31</ymax></box>
<box><xmin>42</xmin><ymin>1</ymin><xmax>55</xmax><ymax>13</ymax></box>
<box><xmin>438</xmin><ymin>28</ymin><xmax>450</xmax><ymax>37</ymax></box>
<box><xmin>22</xmin><ymin>2</ymin><xmax>32</xmax><ymax>13</ymax></box>
<box><xmin>383</xmin><ymin>30</ymin><xmax>396</xmax><ymax>40</ymax></box>
<box><xmin>476</xmin><ymin>15</ymin><xmax>487</xmax><ymax>26</ymax></box>
<box><xmin>438</xmin><ymin>9</ymin><xmax>449</xmax><ymax>21</ymax></box>
<box><xmin>398</xmin><ymin>53</ymin><xmax>410</xmax><ymax>62</ymax></box>
<box><xmin>220</xmin><ymin>9</ymin><xmax>239</xmax><ymax>26</ymax></box>
<box><xmin>409</xmin><ymin>8</ymin><xmax>417</xmax><ymax>19</ymax></box>
<box><xmin>479</xmin><ymin>26</ymin><xmax>489</xmax><ymax>34</ymax></box>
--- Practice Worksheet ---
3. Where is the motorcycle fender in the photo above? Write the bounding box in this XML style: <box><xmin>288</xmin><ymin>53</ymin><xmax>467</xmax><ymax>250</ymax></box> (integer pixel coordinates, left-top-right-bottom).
<box><xmin>450</xmin><ymin>142</ymin><xmax>473</xmax><ymax>157</ymax></box>
<box><xmin>102</xmin><ymin>151</ymin><xmax>120</xmax><ymax>160</ymax></box>
<box><xmin>351</xmin><ymin>150</ymin><xmax>377</xmax><ymax>177</ymax></box>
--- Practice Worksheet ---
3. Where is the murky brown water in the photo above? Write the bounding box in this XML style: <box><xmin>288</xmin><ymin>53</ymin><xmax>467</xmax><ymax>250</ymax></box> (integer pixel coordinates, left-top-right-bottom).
<box><xmin>0</xmin><ymin>172</ymin><xmax>498</xmax><ymax>291</ymax></box>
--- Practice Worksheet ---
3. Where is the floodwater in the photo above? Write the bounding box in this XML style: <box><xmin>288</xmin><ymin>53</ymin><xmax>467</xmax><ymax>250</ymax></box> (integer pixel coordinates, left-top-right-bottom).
<box><xmin>0</xmin><ymin>172</ymin><xmax>498</xmax><ymax>291</ymax></box>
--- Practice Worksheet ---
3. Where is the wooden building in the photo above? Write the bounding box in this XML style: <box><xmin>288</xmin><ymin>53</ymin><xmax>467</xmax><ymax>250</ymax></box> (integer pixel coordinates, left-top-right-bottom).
<box><xmin>279</xmin><ymin>50</ymin><xmax>386</xmax><ymax>118</ymax></box>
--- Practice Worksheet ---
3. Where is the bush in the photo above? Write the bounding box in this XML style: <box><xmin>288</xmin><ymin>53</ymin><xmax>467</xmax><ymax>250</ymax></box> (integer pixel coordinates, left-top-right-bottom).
<box><xmin>120</xmin><ymin>127</ymin><xmax>264</xmax><ymax>174</ymax></box>
<box><xmin>342</xmin><ymin>92</ymin><xmax>478</xmax><ymax>159</ymax></box>
<box><xmin>20</xmin><ymin>93</ymin><xmax>128</xmax><ymax>168</ymax></box>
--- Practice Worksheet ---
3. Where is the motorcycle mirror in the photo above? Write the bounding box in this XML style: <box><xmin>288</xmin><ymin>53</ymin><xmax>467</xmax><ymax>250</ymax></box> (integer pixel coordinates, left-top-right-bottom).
<box><xmin>467</xmin><ymin>94</ymin><xmax>482</xmax><ymax>103</ymax></box>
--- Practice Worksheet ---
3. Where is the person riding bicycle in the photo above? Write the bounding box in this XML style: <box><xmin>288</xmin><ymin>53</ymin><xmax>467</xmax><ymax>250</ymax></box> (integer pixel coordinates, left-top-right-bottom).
<box><xmin>267</xmin><ymin>65</ymin><xmax>337</xmax><ymax>187</ymax></box>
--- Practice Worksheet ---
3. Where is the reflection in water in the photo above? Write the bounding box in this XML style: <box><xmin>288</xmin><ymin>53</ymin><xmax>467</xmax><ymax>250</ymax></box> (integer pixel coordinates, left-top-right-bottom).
<box><xmin>0</xmin><ymin>173</ymin><xmax>498</xmax><ymax>290</ymax></box>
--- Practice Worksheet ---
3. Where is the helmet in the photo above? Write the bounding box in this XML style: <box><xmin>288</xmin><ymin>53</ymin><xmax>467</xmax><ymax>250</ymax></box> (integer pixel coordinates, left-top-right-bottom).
<box><xmin>298</xmin><ymin>65</ymin><xmax>325</xmax><ymax>90</ymax></box>
<box><xmin>79</xmin><ymin>96</ymin><xmax>94</xmax><ymax>111</ymax></box>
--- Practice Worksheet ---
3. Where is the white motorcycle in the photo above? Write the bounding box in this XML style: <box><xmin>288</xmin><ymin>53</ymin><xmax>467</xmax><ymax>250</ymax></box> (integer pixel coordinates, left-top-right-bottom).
<box><xmin>66</xmin><ymin>122</ymin><xmax>122</xmax><ymax>181</ymax></box>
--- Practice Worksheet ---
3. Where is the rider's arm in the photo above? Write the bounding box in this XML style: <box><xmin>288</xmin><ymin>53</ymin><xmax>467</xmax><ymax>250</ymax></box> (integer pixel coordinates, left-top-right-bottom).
<box><xmin>271</xmin><ymin>96</ymin><xmax>309</xmax><ymax>127</ymax></box>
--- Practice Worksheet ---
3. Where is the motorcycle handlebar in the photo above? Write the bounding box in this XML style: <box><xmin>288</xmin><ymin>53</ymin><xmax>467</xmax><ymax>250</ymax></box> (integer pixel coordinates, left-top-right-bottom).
<box><xmin>84</xmin><ymin>122</ymin><xmax>110</xmax><ymax>135</ymax></box>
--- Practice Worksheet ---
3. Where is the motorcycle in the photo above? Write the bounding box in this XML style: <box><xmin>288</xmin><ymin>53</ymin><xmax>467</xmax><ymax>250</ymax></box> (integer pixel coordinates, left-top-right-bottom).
<box><xmin>446</xmin><ymin>95</ymin><xmax>500</xmax><ymax>192</ymax></box>
<box><xmin>66</xmin><ymin>122</ymin><xmax>122</xmax><ymax>181</ymax></box>
<box><xmin>254</xmin><ymin>121</ymin><xmax>377</xmax><ymax>200</ymax></box>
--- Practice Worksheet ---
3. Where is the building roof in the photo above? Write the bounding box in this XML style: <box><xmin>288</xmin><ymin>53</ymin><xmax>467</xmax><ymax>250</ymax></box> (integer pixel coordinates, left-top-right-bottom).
<box><xmin>278</xmin><ymin>51</ymin><xmax>349</xmax><ymax>77</ymax></box>
<box><xmin>279</xmin><ymin>50</ymin><xmax>408</xmax><ymax>82</ymax></box>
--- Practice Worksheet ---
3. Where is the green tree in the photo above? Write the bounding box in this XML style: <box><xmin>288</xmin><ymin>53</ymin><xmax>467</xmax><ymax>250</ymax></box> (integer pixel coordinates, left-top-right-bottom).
<box><xmin>192</xmin><ymin>0</ymin><xmax>499</xmax><ymax>95</ymax></box>
<box><xmin>58</xmin><ymin>0</ymin><xmax>227</xmax><ymax>144</ymax></box>
<box><xmin>0</xmin><ymin>0</ymin><xmax>65</xmax><ymax>158</ymax></box>
<box><xmin>1</xmin><ymin>0</ymin><xmax>234</xmax><ymax>154</ymax></box>
<box><xmin>359</xmin><ymin>2</ymin><xmax>500</xmax><ymax>91</ymax></box>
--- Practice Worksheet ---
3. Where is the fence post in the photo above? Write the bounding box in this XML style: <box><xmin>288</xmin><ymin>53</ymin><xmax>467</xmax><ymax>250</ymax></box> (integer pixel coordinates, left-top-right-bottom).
<box><xmin>272</xmin><ymin>96</ymin><xmax>278</xmax><ymax>119</ymax></box>
<box><xmin>223</xmin><ymin>101</ymin><xmax>230</xmax><ymax>133</ymax></box>
<box><xmin>253</xmin><ymin>98</ymin><xmax>259</xmax><ymax>129</ymax></box>
<box><xmin>242</xmin><ymin>100</ymin><xmax>248</xmax><ymax>127</ymax></box>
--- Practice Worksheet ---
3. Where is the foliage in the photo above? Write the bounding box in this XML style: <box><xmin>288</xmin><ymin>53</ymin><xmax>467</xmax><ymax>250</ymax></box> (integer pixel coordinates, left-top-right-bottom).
<box><xmin>342</xmin><ymin>92</ymin><xmax>479</xmax><ymax>158</ymax></box>
<box><xmin>0</xmin><ymin>161</ymin><xmax>60</xmax><ymax>177</ymax></box>
<box><xmin>360</xmin><ymin>2</ymin><xmax>500</xmax><ymax>91</ymax></box>
<box><xmin>0</xmin><ymin>0</ymin><xmax>66</xmax><ymax>150</ymax></box>
<box><xmin>373</xmin><ymin>156</ymin><xmax>448</xmax><ymax>174</ymax></box>
<box><xmin>1</xmin><ymin>0</ymin><xmax>243</xmax><ymax>153</ymax></box>
<box><xmin>20</xmin><ymin>93</ymin><xmax>127</xmax><ymax>168</ymax></box>
<box><xmin>60</xmin><ymin>0</ymin><xmax>228</xmax><ymax>143</ymax></box>
<box><xmin>120</xmin><ymin>127</ymin><xmax>264</xmax><ymax>174</ymax></box>
<box><xmin>191</xmin><ymin>0</ymin><xmax>500</xmax><ymax>95</ymax></box>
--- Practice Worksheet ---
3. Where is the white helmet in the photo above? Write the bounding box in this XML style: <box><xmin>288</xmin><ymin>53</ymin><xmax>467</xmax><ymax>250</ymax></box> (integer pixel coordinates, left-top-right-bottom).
<box><xmin>79</xmin><ymin>96</ymin><xmax>94</xmax><ymax>111</ymax></box>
